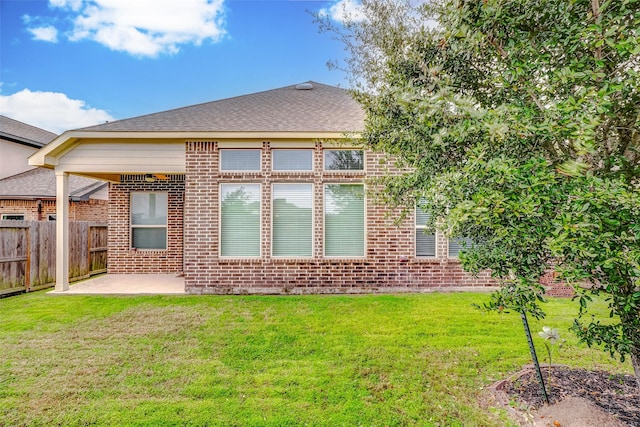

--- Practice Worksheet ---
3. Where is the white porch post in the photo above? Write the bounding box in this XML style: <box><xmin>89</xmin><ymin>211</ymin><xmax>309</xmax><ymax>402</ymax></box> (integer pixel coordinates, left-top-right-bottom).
<box><xmin>55</xmin><ymin>170</ymin><xmax>69</xmax><ymax>291</ymax></box>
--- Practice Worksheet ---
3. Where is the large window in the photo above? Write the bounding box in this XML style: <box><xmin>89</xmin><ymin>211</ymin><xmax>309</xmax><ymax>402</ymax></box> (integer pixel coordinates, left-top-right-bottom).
<box><xmin>416</xmin><ymin>205</ymin><xmax>436</xmax><ymax>257</ymax></box>
<box><xmin>220</xmin><ymin>149</ymin><xmax>261</xmax><ymax>171</ymax></box>
<box><xmin>324</xmin><ymin>149</ymin><xmax>364</xmax><ymax>171</ymax></box>
<box><xmin>272</xmin><ymin>184</ymin><xmax>313</xmax><ymax>257</ymax></box>
<box><xmin>324</xmin><ymin>184</ymin><xmax>365</xmax><ymax>257</ymax></box>
<box><xmin>272</xmin><ymin>149</ymin><xmax>313</xmax><ymax>171</ymax></box>
<box><xmin>220</xmin><ymin>184</ymin><xmax>261</xmax><ymax>257</ymax></box>
<box><xmin>448</xmin><ymin>237</ymin><xmax>475</xmax><ymax>258</ymax></box>
<box><xmin>131</xmin><ymin>192</ymin><xmax>167</xmax><ymax>250</ymax></box>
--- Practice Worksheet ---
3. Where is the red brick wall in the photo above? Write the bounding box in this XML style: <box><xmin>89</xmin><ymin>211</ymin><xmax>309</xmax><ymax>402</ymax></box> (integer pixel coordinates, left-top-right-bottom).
<box><xmin>71</xmin><ymin>198</ymin><xmax>108</xmax><ymax>221</ymax></box>
<box><xmin>108</xmin><ymin>175</ymin><xmax>184</xmax><ymax>274</ymax></box>
<box><xmin>183</xmin><ymin>141</ymin><xmax>496</xmax><ymax>294</ymax></box>
<box><xmin>540</xmin><ymin>270</ymin><xmax>575</xmax><ymax>297</ymax></box>
<box><xmin>0</xmin><ymin>199</ymin><xmax>107</xmax><ymax>221</ymax></box>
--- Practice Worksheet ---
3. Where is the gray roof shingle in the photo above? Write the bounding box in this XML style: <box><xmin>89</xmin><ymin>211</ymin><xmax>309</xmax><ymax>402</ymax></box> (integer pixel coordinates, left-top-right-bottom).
<box><xmin>80</xmin><ymin>82</ymin><xmax>365</xmax><ymax>133</ymax></box>
<box><xmin>0</xmin><ymin>115</ymin><xmax>57</xmax><ymax>147</ymax></box>
<box><xmin>0</xmin><ymin>167</ymin><xmax>107</xmax><ymax>200</ymax></box>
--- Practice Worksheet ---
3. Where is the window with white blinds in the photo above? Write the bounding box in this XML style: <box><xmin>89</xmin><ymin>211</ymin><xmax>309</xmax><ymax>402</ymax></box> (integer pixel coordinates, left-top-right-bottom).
<box><xmin>324</xmin><ymin>184</ymin><xmax>365</xmax><ymax>257</ymax></box>
<box><xmin>448</xmin><ymin>237</ymin><xmax>475</xmax><ymax>257</ymax></box>
<box><xmin>220</xmin><ymin>184</ymin><xmax>261</xmax><ymax>257</ymax></box>
<box><xmin>272</xmin><ymin>149</ymin><xmax>313</xmax><ymax>171</ymax></box>
<box><xmin>272</xmin><ymin>183</ymin><xmax>313</xmax><ymax>257</ymax></box>
<box><xmin>416</xmin><ymin>205</ymin><xmax>436</xmax><ymax>257</ymax></box>
<box><xmin>220</xmin><ymin>149</ymin><xmax>261</xmax><ymax>171</ymax></box>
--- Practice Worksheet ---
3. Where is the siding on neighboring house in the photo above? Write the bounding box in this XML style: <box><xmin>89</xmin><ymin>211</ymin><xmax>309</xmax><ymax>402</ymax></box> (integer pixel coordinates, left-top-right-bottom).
<box><xmin>0</xmin><ymin>141</ymin><xmax>38</xmax><ymax>179</ymax></box>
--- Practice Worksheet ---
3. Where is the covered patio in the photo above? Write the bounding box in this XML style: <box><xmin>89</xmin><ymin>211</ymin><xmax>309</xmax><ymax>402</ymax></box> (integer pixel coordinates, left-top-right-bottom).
<box><xmin>48</xmin><ymin>274</ymin><xmax>185</xmax><ymax>295</ymax></box>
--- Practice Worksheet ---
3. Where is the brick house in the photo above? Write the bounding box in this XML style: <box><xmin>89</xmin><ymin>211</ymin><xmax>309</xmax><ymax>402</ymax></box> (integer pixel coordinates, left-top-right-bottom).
<box><xmin>29</xmin><ymin>82</ymin><xmax>494</xmax><ymax>293</ymax></box>
<box><xmin>0</xmin><ymin>115</ymin><xmax>108</xmax><ymax>222</ymax></box>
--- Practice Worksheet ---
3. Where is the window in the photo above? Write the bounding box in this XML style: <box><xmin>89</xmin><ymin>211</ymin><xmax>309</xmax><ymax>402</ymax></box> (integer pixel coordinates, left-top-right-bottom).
<box><xmin>220</xmin><ymin>184</ymin><xmax>261</xmax><ymax>257</ymax></box>
<box><xmin>448</xmin><ymin>237</ymin><xmax>475</xmax><ymax>258</ymax></box>
<box><xmin>1</xmin><ymin>214</ymin><xmax>24</xmax><ymax>220</ymax></box>
<box><xmin>131</xmin><ymin>193</ymin><xmax>167</xmax><ymax>250</ymax></box>
<box><xmin>324</xmin><ymin>149</ymin><xmax>364</xmax><ymax>171</ymax></box>
<box><xmin>272</xmin><ymin>149</ymin><xmax>313</xmax><ymax>171</ymax></box>
<box><xmin>272</xmin><ymin>184</ymin><xmax>313</xmax><ymax>257</ymax></box>
<box><xmin>324</xmin><ymin>184</ymin><xmax>365</xmax><ymax>257</ymax></box>
<box><xmin>416</xmin><ymin>205</ymin><xmax>436</xmax><ymax>257</ymax></box>
<box><xmin>220</xmin><ymin>149</ymin><xmax>261</xmax><ymax>171</ymax></box>
<box><xmin>48</xmin><ymin>215</ymin><xmax>56</xmax><ymax>221</ymax></box>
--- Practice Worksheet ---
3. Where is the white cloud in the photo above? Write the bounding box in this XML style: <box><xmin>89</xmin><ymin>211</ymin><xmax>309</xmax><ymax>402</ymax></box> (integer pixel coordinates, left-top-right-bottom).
<box><xmin>27</xmin><ymin>25</ymin><xmax>59</xmax><ymax>42</ymax></box>
<box><xmin>49</xmin><ymin>0</ymin><xmax>84</xmax><ymax>12</ymax></box>
<box><xmin>319</xmin><ymin>0</ymin><xmax>366</xmax><ymax>24</ymax></box>
<box><xmin>46</xmin><ymin>0</ymin><xmax>227</xmax><ymax>57</ymax></box>
<box><xmin>0</xmin><ymin>89</ymin><xmax>114</xmax><ymax>134</ymax></box>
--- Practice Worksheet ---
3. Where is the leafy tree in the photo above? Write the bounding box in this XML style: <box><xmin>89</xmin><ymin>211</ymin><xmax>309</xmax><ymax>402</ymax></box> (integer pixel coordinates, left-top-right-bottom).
<box><xmin>320</xmin><ymin>0</ymin><xmax>640</xmax><ymax>387</ymax></box>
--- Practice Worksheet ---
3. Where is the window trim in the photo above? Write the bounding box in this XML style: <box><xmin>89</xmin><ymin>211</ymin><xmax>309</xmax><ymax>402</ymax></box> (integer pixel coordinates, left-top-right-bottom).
<box><xmin>219</xmin><ymin>148</ymin><xmax>262</xmax><ymax>172</ymax></box>
<box><xmin>130</xmin><ymin>191</ymin><xmax>168</xmax><ymax>251</ymax></box>
<box><xmin>323</xmin><ymin>149</ymin><xmax>365</xmax><ymax>172</ymax></box>
<box><xmin>323</xmin><ymin>183</ymin><xmax>366</xmax><ymax>258</ymax></box>
<box><xmin>271</xmin><ymin>183</ymin><xmax>314</xmax><ymax>259</ymax></box>
<box><xmin>272</xmin><ymin>149</ymin><xmax>314</xmax><ymax>172</ymax></box>
<box><xmin>219</xmin><ymin>183</ymin><xmax>262</xmax><ymax>258</ymax></box>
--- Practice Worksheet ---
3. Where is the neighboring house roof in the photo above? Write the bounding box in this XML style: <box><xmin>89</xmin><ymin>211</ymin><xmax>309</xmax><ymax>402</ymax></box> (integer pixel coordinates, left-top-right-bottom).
<box><xmin>80</xmin><ymin>81</ymin><xmax>365</xmax><ymax>133</ymax></box>
<box><xmin>0</xmin><ymin>115</ymin><xmax>57</xmax><ymax>148</ymax></box>
<box><xmin>0</xmin><ymin>167</ymin><xmax>107</xmax><ymax>201</ymax></box>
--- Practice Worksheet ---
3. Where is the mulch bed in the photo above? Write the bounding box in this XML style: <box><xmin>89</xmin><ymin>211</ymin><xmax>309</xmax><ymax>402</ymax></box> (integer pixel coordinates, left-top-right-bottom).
<box><xmin>503</xmin><ymin>366</ymin><xmax>640</xmax><ymax>426</ymax></box>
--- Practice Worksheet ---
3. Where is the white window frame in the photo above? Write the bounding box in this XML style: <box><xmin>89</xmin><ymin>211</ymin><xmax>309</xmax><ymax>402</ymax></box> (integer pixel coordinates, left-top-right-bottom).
<box><xmin>323</xmin><ymin>149</ymin><xmax>365</xmax><ymax>172</ymax></box>
<box><xmin>271</xmin><ymin>183</ymin><xmax>314</xmax><ymax>258</ymax></box>
<box><xmin>130</xmin><ymin>192</ymin><xmax>168</xmax><ymax>251</ymax></box>
<box><xmin>272</xmin><ymin>149</ymin><xmax>314</xmax><ymax>172</ymax></box>
<box><xmin>219</xmin><ymin>149</ymin><xmax>262</xmax><ymax>172</ymax></box>
<box><xmin>219</xmin><ymin>183</ymin><xmax>262</xmax><ymax>258</ymax></box>
<box><xmin>323</xmin><ymin>183</ymin><xmax>366</xmax><ymax>258</ymax></box>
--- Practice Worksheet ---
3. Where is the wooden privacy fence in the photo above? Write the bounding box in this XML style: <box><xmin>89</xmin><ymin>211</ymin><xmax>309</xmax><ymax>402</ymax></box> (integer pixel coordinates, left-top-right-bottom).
<box><xmin>0</xmin><ymin>221</ymin><xmax>107</xmax><ymax>295</ymax></box>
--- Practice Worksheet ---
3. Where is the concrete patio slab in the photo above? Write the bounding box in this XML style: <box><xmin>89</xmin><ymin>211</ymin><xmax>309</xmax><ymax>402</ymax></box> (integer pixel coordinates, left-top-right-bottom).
<box><xmin>48</xmin><ymin>274</ymin><xmax>185</xmax><ymax>295</ymax></box>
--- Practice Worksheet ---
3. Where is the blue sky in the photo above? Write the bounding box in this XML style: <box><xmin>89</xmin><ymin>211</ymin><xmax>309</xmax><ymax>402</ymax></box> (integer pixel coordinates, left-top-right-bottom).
<box><xmin>0</xmin><ymin>0</ymin><xmax>363</xmax><ymax>134</ymax></box>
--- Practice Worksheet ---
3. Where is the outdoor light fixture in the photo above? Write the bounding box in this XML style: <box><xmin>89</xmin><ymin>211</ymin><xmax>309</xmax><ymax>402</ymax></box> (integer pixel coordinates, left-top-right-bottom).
<box><xmin>144</xmin><ymin>174</ymin><xmax>156</xmax><ymax>183</ymax></box>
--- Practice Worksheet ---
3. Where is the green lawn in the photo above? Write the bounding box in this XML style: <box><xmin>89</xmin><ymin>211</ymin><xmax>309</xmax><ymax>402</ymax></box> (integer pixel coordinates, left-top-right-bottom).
<box><xmin>0</xmin><ymin>292</ymin><xmax>632</xmax><ymax>426</ymax></box>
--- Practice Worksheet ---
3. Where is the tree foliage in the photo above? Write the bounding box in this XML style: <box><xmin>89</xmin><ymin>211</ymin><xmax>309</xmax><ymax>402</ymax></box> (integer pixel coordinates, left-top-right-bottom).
<box><xmin>320</xmin><ymin>0</ymin><xmax>640</xmax><ymax>387</ymax></box>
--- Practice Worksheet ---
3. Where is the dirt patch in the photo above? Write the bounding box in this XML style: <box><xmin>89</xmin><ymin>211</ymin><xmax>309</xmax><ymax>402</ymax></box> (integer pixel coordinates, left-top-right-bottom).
<box><xmin>492</xmin><ymin>366</ymin><xmax>639</xmax><ymax>426</ymax></box>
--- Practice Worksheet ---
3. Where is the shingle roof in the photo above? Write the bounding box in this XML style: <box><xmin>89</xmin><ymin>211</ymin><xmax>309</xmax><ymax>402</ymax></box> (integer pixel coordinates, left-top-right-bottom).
<box><xmin>81</xmin><ymin>82</ymin><xmax>365</xmax><ymax>133</ymax></box>
<box><xmin>0</xmin><ymin>115</ymin><xmax>57</xmax><ymax>148</ymax></box>
<box><xmin>0</xmin><ymin>167</ymin><xmax>107</xmax><ymax>201</ymax></box>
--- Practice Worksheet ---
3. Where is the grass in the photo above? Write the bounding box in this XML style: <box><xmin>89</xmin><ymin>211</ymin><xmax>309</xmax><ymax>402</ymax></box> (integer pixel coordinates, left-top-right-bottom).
<box><xmin>0</xmin><ymin>292</ymin><xmax>632</xmax><ymax>426</ymax></box>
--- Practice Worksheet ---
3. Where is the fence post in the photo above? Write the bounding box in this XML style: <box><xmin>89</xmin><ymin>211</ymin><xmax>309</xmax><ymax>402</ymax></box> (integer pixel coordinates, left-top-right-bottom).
<box><xmin>25</xmin><ymin>224</ymin><xmax>31</xmax><ymax>292</ymax></box>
